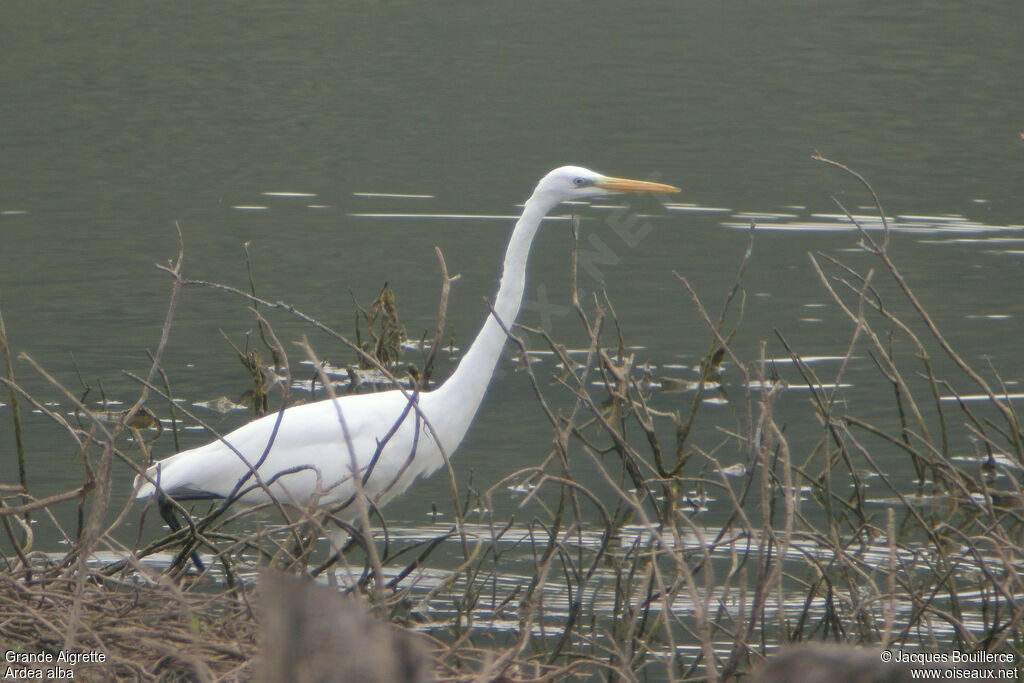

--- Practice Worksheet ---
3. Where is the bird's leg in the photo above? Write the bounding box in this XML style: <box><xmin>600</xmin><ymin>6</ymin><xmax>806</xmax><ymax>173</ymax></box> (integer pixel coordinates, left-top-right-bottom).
<box><xmin>310</xmin><ymin>524</ymin><xmax>359</xmax><ymax>578</ymax></box>
<box><xmin>158</xmin><ymin>494</ymin><xmax>206</xmax><ymax>573</ymax></box>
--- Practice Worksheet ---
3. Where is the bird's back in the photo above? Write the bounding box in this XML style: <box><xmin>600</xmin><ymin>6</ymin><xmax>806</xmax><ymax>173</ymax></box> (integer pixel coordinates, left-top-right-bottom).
<box><xmin>134</xmin><ymin>388</ymin><xmax>448</xmax><ymax>513</ymax></box>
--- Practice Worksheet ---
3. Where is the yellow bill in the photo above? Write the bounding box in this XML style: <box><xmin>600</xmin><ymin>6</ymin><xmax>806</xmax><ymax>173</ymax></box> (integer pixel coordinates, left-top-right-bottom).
<box><xmin>596</xmin><ymin>176</ymin><xmax>680</xmax><ymax>194</ymax></box>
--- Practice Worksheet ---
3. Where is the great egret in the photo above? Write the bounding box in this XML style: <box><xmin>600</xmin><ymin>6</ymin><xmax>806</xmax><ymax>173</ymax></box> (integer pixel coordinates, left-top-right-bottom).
<box><xmin>134</xmin><ymin>166</ymin><xmax>678</xmax><ymax>521</ymax></box>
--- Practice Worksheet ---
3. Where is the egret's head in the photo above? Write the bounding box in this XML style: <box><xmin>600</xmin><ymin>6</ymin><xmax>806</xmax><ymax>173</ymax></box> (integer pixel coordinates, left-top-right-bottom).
<box><xmin>533</xmin><ymin>165</ymin><xmax>679</xmax><ymax>203</ymax></box>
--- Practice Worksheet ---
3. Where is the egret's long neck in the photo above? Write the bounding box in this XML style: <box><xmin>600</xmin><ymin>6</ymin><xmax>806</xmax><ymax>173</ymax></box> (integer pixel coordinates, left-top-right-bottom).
<box><xmin>432</xmin><ymin>191</ymin><xmax>558</xmax><ymax>429</ymax></box>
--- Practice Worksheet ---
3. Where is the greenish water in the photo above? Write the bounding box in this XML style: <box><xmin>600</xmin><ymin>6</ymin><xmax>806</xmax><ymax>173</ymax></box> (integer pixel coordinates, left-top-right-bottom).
<box><xmin>1</xmin><ymin>1</ymin><xmax>1022</xmax><ymax>542</ymax></box>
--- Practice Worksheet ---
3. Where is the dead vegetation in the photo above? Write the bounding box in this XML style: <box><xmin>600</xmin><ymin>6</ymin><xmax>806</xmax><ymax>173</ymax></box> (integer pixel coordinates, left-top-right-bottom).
<box><xmin>1</xmin><ymin>159</ymin><xmax>1022</xmax><ymax>681</ymax></box>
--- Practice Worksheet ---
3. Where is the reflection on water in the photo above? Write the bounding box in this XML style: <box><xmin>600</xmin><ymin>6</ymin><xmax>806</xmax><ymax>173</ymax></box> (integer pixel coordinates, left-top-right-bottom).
<box><xmin>722</xmin><ymin>210</ymin><xmax>1024</xmax><ymax>242</ymax></box>
<box><xmin>353</xmin><ymin>192</ymin><xmax>434</xmax><ymax>199</ymax></box>
<box><xmin>66</xmin><ymin>509</ymin><xmax>1011</xmax><ymax>654</ymax></box>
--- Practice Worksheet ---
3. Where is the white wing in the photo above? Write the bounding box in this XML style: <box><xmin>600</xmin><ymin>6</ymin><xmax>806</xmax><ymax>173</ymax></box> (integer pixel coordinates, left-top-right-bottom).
<box><xmin>134</xmin><ymin>389</ymin><xmax>442</xmax><ymax>513</ymax></box>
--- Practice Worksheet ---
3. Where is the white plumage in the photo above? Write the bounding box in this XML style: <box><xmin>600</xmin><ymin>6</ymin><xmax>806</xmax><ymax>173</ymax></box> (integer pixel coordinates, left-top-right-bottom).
<box><xmin>133</xmin><ymin>166</ymin><xmax>678</xmax><ymax>518</ymax></box>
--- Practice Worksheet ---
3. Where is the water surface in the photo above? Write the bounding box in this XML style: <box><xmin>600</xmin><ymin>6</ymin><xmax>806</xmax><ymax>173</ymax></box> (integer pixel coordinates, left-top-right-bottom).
<box><xmin>1</xmin><ymin>1</ymin><xmax>1022</xmax><ymax>554</ymax></box>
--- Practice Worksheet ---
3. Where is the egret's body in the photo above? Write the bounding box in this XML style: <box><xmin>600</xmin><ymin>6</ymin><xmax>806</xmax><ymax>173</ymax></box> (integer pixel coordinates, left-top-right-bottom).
<box><xmin>134</xmin><ymin>167</ymin><xmax>678</xmax><ymax>515</ymax></box>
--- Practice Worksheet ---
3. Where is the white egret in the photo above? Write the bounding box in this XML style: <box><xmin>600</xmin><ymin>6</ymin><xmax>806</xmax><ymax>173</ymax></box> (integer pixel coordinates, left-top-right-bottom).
<box><xmin>134</xmin><ymin>166</ymin><xmax>678</xmax><ymax>521</ymax></box>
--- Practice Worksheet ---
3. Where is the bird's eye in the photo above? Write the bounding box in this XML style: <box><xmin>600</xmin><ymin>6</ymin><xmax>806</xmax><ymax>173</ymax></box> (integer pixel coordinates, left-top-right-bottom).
<box><xmin>573</xmin><ymin>177</ymin><xmax>587</xmax><ymax>186</ymax></box>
